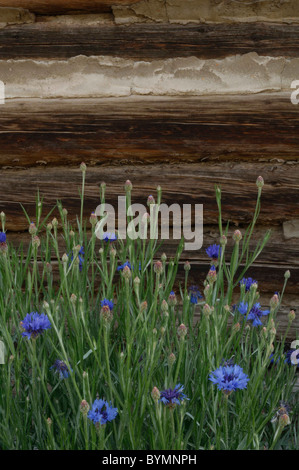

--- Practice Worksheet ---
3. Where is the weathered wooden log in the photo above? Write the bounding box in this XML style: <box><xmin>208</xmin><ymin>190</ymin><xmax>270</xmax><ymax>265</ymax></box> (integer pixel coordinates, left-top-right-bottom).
<box><xmin>0</xmin><ymin>1</ymin><xmax>139</xmax><ymax>14</ymax></box>
<box><xmin>1</xmin><ymin>162</ymin><xmax>299</xmax><ymax>230</ymax></box>
<box><xmin>0</xmin><ymin>22</ymin><xmax>299</xmax><ymax>60</ymax></box>
<box><xmin>0</xmin><ymin>95</ymin><xmax>298</xmax><ymax>167</ymax></box>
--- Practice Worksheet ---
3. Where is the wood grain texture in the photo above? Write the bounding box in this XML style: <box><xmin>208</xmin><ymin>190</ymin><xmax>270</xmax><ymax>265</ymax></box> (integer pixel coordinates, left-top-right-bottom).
<box><xmin>1</xmin><ymin>163</ymin><xmax>299</xmax><ymax>229</ymax></box>
<box><xmin>0</xmin><ymin>22</ymin><xmax>299</xmax><ymax>59</ymax></box>
<box><xmin>0</xmin><ymin>1</ymin><xmax>139</xmax><ymax>14</ymax></box>
<box><xmin>0</xmin><ymin>95</ymin><xmax>298</xmax><ymax>167</ymax></box>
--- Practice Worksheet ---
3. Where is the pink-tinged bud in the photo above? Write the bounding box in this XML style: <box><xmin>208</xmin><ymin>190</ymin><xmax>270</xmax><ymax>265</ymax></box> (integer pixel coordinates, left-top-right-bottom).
<box><xmin>288</xmin><ymin>310</ymin><xmax>296</xmax><ymax>322</ymax></box>
<box><xmin>154</xmin><ymin>260</ymin><xmax>163</xmax><ymax>275</ymax></box>
<box><xmin>270</xmin><ymin>294</ymin><xmax>279</xmax><ymax>309</ymax></box>
<box><xmin>203</xmin><ymin>303</ymin><xmax>212</xmax><ymax>317</ymax></box>
<box><xmin>233</xmin><ymin>230</ymin><xmax>242</xmax><ymax>243</ymax></box>
<box><xmin>32</xmin><ymin>236</ymin><xmax>40</xmax><ymax>248</ymax></box>
<box><xmin>168</xmin><ymin>353</ymin><xmax>176</xmax><ymax>366</ymax></box>
<box><xmin>70</xmin><ymin>293</ymin><xmax>77</xmax><ymax>304</ymax></box>
<box><xmin>233</xmin><ymin>322</ymin><xmax>241</xmax><ymax>332</ymax></box>
<box><xmin>279</xmin><ymin>413</ymin><xmax>290</xmax><ymax>428</ymax></box>
<box><xmin>168</xmin><ymin>291</ymin><xmax>177</xmax><ymax>307</ymax></box>
<box><xmin>224</xmin><ymin>305</ymin><xmax>230</xmax><ymax>313</ymax></box>
<box><xmin>89</xmin><ymin>212</ymin><xmax>97</xmax><ymax>226</ymax></box>
<box><xmin>29</xmin><ymin>222</ymin><xmax>37</xmax><ymax>235</ymax></box>
<box><xmin>207</xmin><ymin>267</ymin><xmax>217</xmax><ymax>283</ymax></box>
<box><xmin>100</xmin><ymin>305</ymin><xmax>113</xmax><ymax>324</ymax></box>
<box><xmin>220</xmin><ymin>235</ymin><xmax>227</xmax><ymax>246</ymax></box>
<box><xmin>177</xmin><ymin>323</ymin><xmax>187</xmax><ymax>339</ymax></box>
<box><xmin>256</xmin><ymin>176</ymin><xmax>264</xmax><ymax>189</ymax></box>
<box><xmin>124</xmin><ymin>180</ymin><xmax>133</xmax><ymax>192</ymax></box>
<box><xmin>204</xmin><ymin>284</ymin><xmax>211</xmax><ymax>298</ymax></box>
<box><xmin>161</xmin><ymin>299</ymin><xmax>169</xmax><ymax>313</ymax></box>
<box><xmin>122</xmin><ymin>265</ymin><xmax>132</xmax><ymax>280</ymax></box>
<box><xmin>184</xmin><ymin>261</ymin><xmax>191</xmax><ymax>272</ymax></box>
<box><xmin>46</xmin><ymin>262</ymin><xmax>52</xmax><ymax>273</ymax></box>
<box><xmin>160</xmin><ymin>326</ymin><xmax>166</xmax><ymax>335</ymax></box>
<box><xmin>151</xmin><ymin>387</ymin><xmax>160</xmax><ymax>403</ymax></box>
<box><xmin>133</xmin><ymin>276</ymin><xmax>140</xmax><ymax>287</ymax></box>
<box><xmin>147</xmin><ymin>195</ymin><xmax>155</xmax><ymax>206</ymax></box>
<box><xmin>80</xmin><ymin>399</ymin><xmax>90</xmax><ymax>415</ymax></box>
<box><xmin>0</xmin><ymin>241</ymin><xmax>9</xmax><ymax>254</ymax></box>
<box><xmin>140</xmin><ymin>300</ymin><xmax>148</xmax><ymax>313</ymax></box>
<box><xmin>69</xmin><ymin>230</ymin><xmax>75</xmax><ymax>238</ymax></box>
<box><xmin>270</xmin><ymin>327</ymin><xmax>277</xmax><ymax>337</ymax></box>
<box><xmin>80</xmin><ymin>162</ymin><xmax>87</xmax><ymax>172</ymax></box>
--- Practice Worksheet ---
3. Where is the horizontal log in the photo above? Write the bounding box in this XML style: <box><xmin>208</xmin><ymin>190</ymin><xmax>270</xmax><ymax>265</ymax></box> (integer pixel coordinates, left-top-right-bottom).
<box><xmin>0</xmin><ymin>95</ymin><xmax>298</xmax><ymax>166</ymax></box>
<box><xmin>1</xmin><ymin>161</ymin><xmax>299</xmax><ymax>229</ymax></box>
<box><xmin>0</xmin><ymin>1</ymin><xmax>139</xmax><ymax>14</ymax></box>
<box><xmin>1</xmin><ymin>22</ymin><xmax>299</xmax><ymax>59</ymax></box>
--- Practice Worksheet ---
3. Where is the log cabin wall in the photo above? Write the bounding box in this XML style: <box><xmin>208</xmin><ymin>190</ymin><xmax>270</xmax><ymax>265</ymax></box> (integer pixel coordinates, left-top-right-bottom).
<box><xmin>0</xmin><ymin>0</ymin><xmax>298</xmax><ymax>337</ymax></box>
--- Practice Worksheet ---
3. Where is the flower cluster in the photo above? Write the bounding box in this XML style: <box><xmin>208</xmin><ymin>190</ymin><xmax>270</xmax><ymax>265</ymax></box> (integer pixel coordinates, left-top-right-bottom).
<box><xmin>71</xmin><ymin>246</ymin><xmax>85</xmax><ymax>272</ymax></box>
<box><xmin>240</xmin><ymin>277</ymin><xmax>257</xmax><ymax>292</ymax></box>
<box><xmin>205</xmin><ymin>244</ymin><xmax>221</xmax><ymax>261</ymax></box>
<box><xmin>101</xmin><ymin>232</ymin><xmax>117</xmax><ymax>242</ymax></box>
<box><xmin>189</xmin><ymin>286</ymin><xmax>202</xmax><ymax>305</ymax></box>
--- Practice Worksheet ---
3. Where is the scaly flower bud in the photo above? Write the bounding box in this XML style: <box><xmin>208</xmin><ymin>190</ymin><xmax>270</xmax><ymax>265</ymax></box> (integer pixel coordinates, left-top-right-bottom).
<box><xmin>288</xmin><ymin>310</ymin><xmax>296</xmax><ymax>322</ymax></box>
<box><xmin>122</xmin><ymin>265</ymin><xmax>132</xmax><ymax>280</ymax></box>
<box><xmin>80</xmin><ymin>162</ymin><xmax>87</xmax><ymax>172</ymax></box>
<box><xmin>147</xmin><ymin>195</ymin><xmax>155</xmax><ymax>206</ymax></box>
<box><xmin>124</xmin><ymin>180</ymin><xmax>133</xmax><ymax>192</ymax></box>
<box><xmin>29</xmin><ymin>222</ymin><xmax>37</xmax><ymax>236</ymax></box>
<box><xmin>233</xmin><ymin>230</ymin><xmax>242</xmax><ymax>243</ymax></box>
<box><xmin>203</xmin><ymin>303</ymin><xmax>212</xmax><ymax>317</ymax></box>
<box><xmin>168</xmin><ymin>291</ymin><xmax>177</xmax><ymax>307</ymax></box>
<box><xmin>220</xmin><ymin>235</ymin><xmax>227</xmax><ymax>246</ymax></box>
<box><xmin>89</xmin><ymin>212</ymin><xmax>97</xmax><ymax>226</ymax></box>
<box><xmin>177</xmin><ymin>323</ymin><xmax>187</xmax><ymax>339</ymax></box>
<box><xmin>80</xmin><ymin>399</ymin><xmax>90</xmax><ymax>415</ymax></box>
<box><xmin>184</xmin><ymin>260</ymin><xmax>191</xmax><ymax>272</ymax></box>
<box><xmin>168</xmin><ymin>353</ymin><xmax>176</xmax><ymax>366</ymax></box>
<box><xmin>151</xmin><ymin>387</ymin><xmax>160</xmax><ymax>403</ymax></box>
<box><xmin>284</xmin><ymin>270</ymin><xmax>291</xmax><ymax>280</ymax></box>
<box><xmin>154</xmin><ymin>261</ymin><xmax>163</xmax><ymax>275</ymax></box>
<box><xmin>270</xmin><ymin>294</ymin><xmax>279</xmax><ymax>310</ymax></box>
<box><xmin>256</xmin><ymin>176</ymin><xmax>264</xmax><ymax>189</ymax></box>
<box><xmin>32</xmin><ymin>236</ymin><xmax>40</xmax><ymax>248</ymax></box>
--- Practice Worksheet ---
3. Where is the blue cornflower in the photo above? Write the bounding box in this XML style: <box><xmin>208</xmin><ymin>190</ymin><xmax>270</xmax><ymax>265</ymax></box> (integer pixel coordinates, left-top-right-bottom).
<box><xmin>285</xmin><ymin>349</ymin><xmax>299</xmax><ymax>368</ymax></box>
<box><xmin>238</xmin><ymin>301</ymin><xmax>270</xmax><ymax>327</ymax></box>
<box><xmin>87</xmin><ymin>399</ymin><xmax>118</xmax><ymax>425</ymax></box>
<box><xmin>101</xmin><ymin>232</ymin><xmax>117</xmax><ymax>242</ymax></box>
<box><xmin>206</xmin><ymin>244</ymin><xmax>221</xmax><ymax>260</ymax></box>
<box><xmin>101</xmin><ymin>298</ymin><xmax>114</xmax><ymax>310</ymax></box>
<box><xmin>20</xmin><ymin>312</ymin><xmax>51</xmax><ymax>339</ymax></box>
<box><xmin>240</xmin><ymin>277</ymin><xmax>257</xmax><ymax>292</ymax></box>
<box><xmin>0</xmin><ymin>231</ymin><xmax>6</xmax><ymax>243</ymax></box>
<box><xmin>189</xmin><ymin>285</ymin><xmax>202</xmax><ymax>304</ymax></box>
<box><xmin>70</xmin><ymin>246</ymin><xmax>85</xmax><ymax>272</ymax></box>
<box><xmin>209</xmin><ymin>363</ymin><xmax>249</xmax><ymax>394</ymax></box>
<box><xmin>117</xmin><ymin>261</ymin><xmax>132</xmax><ymax>271</ymax></box>
<box><xmin>159</xmin><ymin>384</ymin><xmax>189</xmax><ymax>407</ymax></box>
<box><xmin>50</xmin><ymin>359</ymin><xmax>72</xmax><ymax>379</ymax></box>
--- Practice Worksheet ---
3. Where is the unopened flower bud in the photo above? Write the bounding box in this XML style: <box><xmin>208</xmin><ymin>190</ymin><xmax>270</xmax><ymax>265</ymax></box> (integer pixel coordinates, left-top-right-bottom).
<box><xmin>168</xmin><ymin>291</ymin><xmax>177</xmax><ymax>307</ymax></box>
<box><xmin>288</xmin><ymin>310</ymin><xmax>296</xmax><ymax>322</ymax></box>
<box><xmin>29</xmin><ymin>222</ymin><xmax>37</xmax><ymax>235</ymax></box>
<box><xmin>220</xmin><ymin>235</ymin><xmax>227</xmax><ymax>246</ymax></box>
<box><xmin>47</xmin><ymin>223</ymin><xmax>52</xmax><ymax>232</ymax></box>
<box><xmin>32</xmin><ymin>235</ymin><xmax>40</xmax><ymax>248</ymax></box>
<box><xmin>161</xmin><ymin>252</ymin><xmax>167</xmax><ymax>263</ymax></box>
<box><xmin>80</xmin><ymin>399</ymin><xmax>90</xmax><ymax>415</ymax></box>
<box><xmin>124</xmin><ymin>180</ymin><xmax>133</xmax><ymax>192</ymax></box>
<box><xmin>284</xmin><ymin>270</ymin><xmax>291</xmax><ymax>280</ymax></box>
<box><xmin>46</xmin><ymin>262</ymin><xmax>52</xmax><ymax>273</ymax></box>
<box><xmin>122</xmin><ymin>265</ymin><xmax>132</xmax><ymax>280</ymax></box>
<box><xmin>233</xmin><ymin>322</ymin><xmax>241</xmax><ymax>332</ymax></box>
<box><xmin>256</xmin><ymin>176</ymin><xmax>264</xmax><ymax>189</ymax></box>
<box><xmin>160</xmin><ymin>326</ymin><xmax>166</xmax><ymax>335</ymax></box>
<box><xmin>184</xmin><ymin>261</ymin><xmax>191</xmax><ymax>272</ymax></box>
<box><xmin>69</xmin><ymin>230</ymin><xmax>75</xmax><ymax>238</ymax></box>
<box><xmin>147</xmin><ymin>195</ymin><xmax>155</xmax><ymax>206</ymax></box>
<box><xmin>46</xmin><ymin>417</ymin><xmax>52</xmax><ymax>428</ymax></box>
<box><xmin>279</xmin><ymin>413</ymin><xmax>290</xmax><ymax>428</ymax></box>
<box><xmin>52</xmin><ymin>218</ymin><xmax>58</xmax><ymax>228</ymax></box>
<box><xmin>140</xmin><ymin>300</ymin><xmax>148</xmax><ymax>313</ymax></box>
<box><xmin>168</xmin><ymin>353</ymin><xmax>176</xmax><ymax>366</ymax></box>
<box><xmin>207</xmin><ymin>267</ymin><xmax>217</xmax><ymax>283</ymax></box>
<box><xmin>89</xmin><ymin>212</ymin><xmax>97</xmax><ymax>226</ymax></box>
<box><xmin>154</xmin><ymin>260</ymin><xmax>163</xmax><ymax>275</ymax></box>
<box><xmin>80</xmin><ymin>162</ymin><xmax>87</xmax><ymax>172</ymax></box>
<box><xmin>70</xmin><ymin>293</ymin><xmax>77</xmax><ymax>304</ymax></box>
<box><xmin>62</xmin><ymin>208</ymin><xmax>68</xmax><ymax>217</ymax></box>
<box><xmin>270</xmin><ymin>294</ymin><xmax>279</xmax><ymax>309</ymax></box>
<box><xmin>161</xmin><ymin>299</ymin><xmax>168</xmax><ymax>313</ymax></box>
<box><xmin>151</xmin><ymin>387</ymin><xmax>160</xmax><ymax>403</ymax></box>
<box><xmin>100</xmin><ymin>305</ymin><xmax>113</xmax><ymax>324</ymax></box>
<box><xmin>203</xmin><ymin>303</ymin><xmax>212</xmax><ymax>317</ymax></box>
<box><xmin>62</xmin><ymin>253</ymin><xmax>68</xmax><ymax>264</ymax></box>
<box><xmin>233</xmin><ymin>230</ymin><xmax>242</xmax><ymax>243</ymax></box>
<box><xmin>177</xmin><ymin>323</ymin><xmax>187</xmax><ymax>339</ymax></box>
